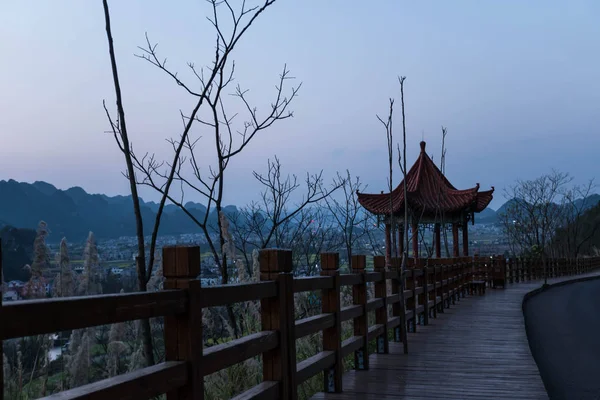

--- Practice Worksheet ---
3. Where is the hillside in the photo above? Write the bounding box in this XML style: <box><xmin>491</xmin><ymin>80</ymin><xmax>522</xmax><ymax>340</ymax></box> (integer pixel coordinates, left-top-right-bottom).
<box><xmin>0</xmin><ymin>180</ymin><xmax>237</xmax><ymax>242</ymax></box>
<box><xmin>0</xmin><ymin>225</ymin><xmax>36</xmax><ymax>281</ymax></box>
<box><xmin>553</xmin><ymin>200</ymin><xmax>600</xmax><ymax>257</ymax></box>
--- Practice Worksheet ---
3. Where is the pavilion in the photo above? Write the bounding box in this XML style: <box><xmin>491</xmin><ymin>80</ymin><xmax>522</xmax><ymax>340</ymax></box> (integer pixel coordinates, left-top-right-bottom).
<box><xmin>357</xmin><ymin>141</ymin><xmax>494</xmax><ymax>261</ymax></box>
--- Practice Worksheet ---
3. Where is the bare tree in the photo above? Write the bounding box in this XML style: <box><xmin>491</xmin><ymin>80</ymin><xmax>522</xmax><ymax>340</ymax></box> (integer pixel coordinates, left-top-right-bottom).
<box><xmin>554</xmin><ymin>179</ymin><xmax>598</xmax><ymax>258</ymax></box>
<box><xmin>324</xmin><ymin>171</ymin><xmax>369</xmax><ymax>268</ymax></box>
<box><xmin>363</xmin><ymin>214</ymin><xmax>385</xmax><ymax>256</ymax></box>
<box><xmin>102</xmin><ymin>0</ymin><xmax>282</xmax><ymax>350</ymax></box>
<box><xmin>249</xmin><ymin>157</ymin><xmax>343</xmax><ymax>251</ymax></box>
<box><xmin>396</xmin><ymin>75</ymin><xmax>409</xmax><ymax>353</ymax></box>
<box><xmin>377</xmin><ymin>99</ymin><xmax>397</xmax><ymax>262</ymax></box>
<box><xmin>439</xmin><ymin>126</ymin><xmax>451</xmax><ymax>257</ymax></box>
<box><xmin>500</xmin><ymin>170</ymin><xmax>572</xmax><ymax>285</ymax></box>
<box><xmin>291</xmin><ymin>206</ymin><xmax>339</xmax><ymax>276</ymax></box>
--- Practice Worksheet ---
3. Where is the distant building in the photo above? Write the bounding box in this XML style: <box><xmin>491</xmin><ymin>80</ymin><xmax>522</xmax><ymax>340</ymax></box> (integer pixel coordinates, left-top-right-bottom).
<box><xmin>2</xmin><ymin>289</ymin><xmax>20</xmax><ymax>301</ymax></box>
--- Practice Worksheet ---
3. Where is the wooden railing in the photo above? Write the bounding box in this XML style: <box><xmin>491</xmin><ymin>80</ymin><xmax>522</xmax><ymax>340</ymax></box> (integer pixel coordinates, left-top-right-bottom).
<box><xmin>2</xmin><ymin>246</ymin><xmax>600</xmax><ymax>400</ymax></box>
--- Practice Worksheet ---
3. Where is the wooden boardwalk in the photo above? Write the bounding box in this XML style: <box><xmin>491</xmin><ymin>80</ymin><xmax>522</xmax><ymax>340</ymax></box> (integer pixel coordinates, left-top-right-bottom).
<box><xmin>312</xmin><ymin>273</ymin><xmax>600</xmax><ymax>400</ymax></box>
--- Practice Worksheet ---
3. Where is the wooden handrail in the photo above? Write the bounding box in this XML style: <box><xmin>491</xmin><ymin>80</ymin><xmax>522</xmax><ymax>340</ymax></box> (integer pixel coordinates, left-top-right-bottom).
<box><xmin>39</xmin><ymin>361</ymin><xmax>188</xmax><ymax>400</ymax></box>
<box><xmin>1</xmin><ymin>290</ymin><xmax>187</xmax><ymax>340</ymax></box>
<box><xmin>1</xmin><ymin>244</ymin><xmax>599</xmax><ymax>400</ymax></box>
<box><xmin>200</xmin><ymin>281</ymin><xmax>277</xmax><ymax>307</ymax></box>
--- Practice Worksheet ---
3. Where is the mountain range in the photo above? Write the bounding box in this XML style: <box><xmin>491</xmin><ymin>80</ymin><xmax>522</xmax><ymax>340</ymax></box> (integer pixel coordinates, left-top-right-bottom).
<box><xmin>0</xmin><ymin>180</ymin><xmax>237</xmax><ymax>242</ymax></box>
<box><xmin>1</xmin><ymin>180</ymin><xmax>598</xmax><ymax>242</ymax></box>
<box><xmin>474</xmin><ymin>195</ymin><xmax>600</xmax><ymax>225</ymax></box>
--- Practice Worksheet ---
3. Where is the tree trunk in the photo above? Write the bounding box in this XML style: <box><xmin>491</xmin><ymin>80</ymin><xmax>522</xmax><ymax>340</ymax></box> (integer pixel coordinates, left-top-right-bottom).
<box><xmin>103</xmin><ymin>0</ymin><xmax>155</xmax><ymax>366</ymax></box>
<box><xmin>136</xmin><ymin>258</ymin><xmax>155</xmax><ymax>366</ymax></box>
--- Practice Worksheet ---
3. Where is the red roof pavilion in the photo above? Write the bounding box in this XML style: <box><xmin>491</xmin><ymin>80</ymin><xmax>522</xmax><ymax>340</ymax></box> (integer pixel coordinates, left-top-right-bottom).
<box><xmin>357</xmin><ymin>141</ymin><xmax>494</xmax><ymax>259</ymax></box>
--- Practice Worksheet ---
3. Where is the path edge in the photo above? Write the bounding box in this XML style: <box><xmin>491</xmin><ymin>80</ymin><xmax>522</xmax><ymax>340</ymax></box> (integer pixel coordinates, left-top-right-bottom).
<box><xmin>521</xmin><ymin>273</ymin><xmax>600</xmax><ymax>399</ymax></box>
<box><xmin>522</xmin><ymin>274</ymin><xmax>600</xmax><ymax>308</ymax></box>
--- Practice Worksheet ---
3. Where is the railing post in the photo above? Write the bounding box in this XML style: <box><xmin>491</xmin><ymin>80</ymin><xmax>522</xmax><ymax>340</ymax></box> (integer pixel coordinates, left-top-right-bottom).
<box><xmin>465</xmin><ymin>257</ymin><xmax>471</xmax><ymax>296</ymax></box>
<box><xmin>496</xmin><ymin>256</ymin><xmax>506</xmax><ymax>288</ymax></box>
<box><xmin>435</xmin><ymin>263</ymin><xmax>444</xmax><ymax>313</ymax></box>
<box><xmin>373</xmin><ymin>256</ymin><xmax>389</xmax><ymax>354</ymax></box>
<box><xmin>442</xmin><ymin>260</ymin><xmax>450</xmax><ymax>308</ymax></box>
<box><xmin>403</xmin><ymin>259</ymin><xmax>416</xmax><ymax>332</ymax></box>
<box><xmin>449</xmin><ymin>259</ymin><xmax>456</xmax><ymax>305</ymax></box>
<box><xmin>466</xmin><ymin>257</ymin><xmax>472</xmax><ymax>296</ymax></box>
<box><xmin>458</xmin><ymin>258</ymin><xmax>465</xmax><ymax>297</ymax></box>
<box><xmin>557</xmin><ymin>258</ymin><xmax>561</xmax><ymax>276</ymax></box>
<box><xmin>351</xmin><ymin>255</ymin><xmax>369</xmax><ymax>371</ymax></box>
<box><xmin>451</xmin><ymin>259</ymin><xmax>458</xmax><ymax>303</ymax></box>
<box><xmin>163</xmin><ymin>245</ymin><xmax>203</xmax><ymax>400</ymax></box>
<box><xmin>452</xmin><ymin>259</ymin><xmax>459</xmax><ymax>304</ymax></box>
<box><xmin>428</xmin><ymin>262</ymin><xmax>438</xmax><ymax>319</ymax></box>
<box><xmin>569</xmin><ymin>258</ymin><xmax>574</xmax><ymax>276</ymax></box>
<box><xmin>320</xmin><ymin>252</ymin><xmax>342</xmax><ymax>393</ymax></box>
<box><xmin>456</xmin><ymin>258</ymin><xmax>463</xmax><ymax>298</ymax></box>
<box><xmin>446</xmin><ymin>260</ymin><xmax>453</xmax><ymax>306</ymax></box>
<box><xmin>390</xmin><ymin>257</ymin><xmax>403</xmax><ymax>341</ymax></box>
<box><xmin>568</xmin><ymin>258</ymin><xmax>572</xmax><ymax>276</ymax></box>
<box><xmin>259</xmin><ymin>249</ymin><xmax>296</xmax><ymax>400</ymax></box>
<box><xmin>421</xmin><ymin>265</ymin><xmax>430</xmax><ymax>325</ymax></box>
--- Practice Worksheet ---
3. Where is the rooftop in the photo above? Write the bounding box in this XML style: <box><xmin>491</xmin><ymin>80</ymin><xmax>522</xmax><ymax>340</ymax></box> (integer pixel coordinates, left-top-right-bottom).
<box><xmin>356</xmin><ymin>141</ymin><xmax>494</xmax><ymax>220</ymax></box>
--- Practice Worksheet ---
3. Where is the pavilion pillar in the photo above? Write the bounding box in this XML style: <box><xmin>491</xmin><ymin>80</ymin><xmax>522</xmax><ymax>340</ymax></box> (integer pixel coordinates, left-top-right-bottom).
<box><xmin>462</xmin><ymin>222</ymin><xmax>469</xmax><ymax>257</ymax></box>
<box><xmin>385</xmin><ymin>223</ymin><xmax>392</xmax><ymax>266</ymax></box>
<box><xmin>452</xmin><ymin>223</ymin><xmax>459</xmax><ymax>257</ymax></box>
<box><xmin>412</xmin><ymin>222</ymin><xmax>419</xmax><ymax>259</ymax></box>
<box><xmin>434</xmin><ymin>223</ymin><xmax>441</xmax><ymax>258</ymax></box>
<box><xmin>398</xmin><ymin>224</ymin><xmax>404</xmax><ymax>256</ymax></box>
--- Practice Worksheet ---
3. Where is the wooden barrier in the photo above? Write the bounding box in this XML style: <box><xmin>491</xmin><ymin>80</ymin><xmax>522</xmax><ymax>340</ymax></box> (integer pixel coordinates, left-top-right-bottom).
<box><xmin>2</xmin><ymin>246</ymin><xmax>600</xmax><ymax>400</ymax></box>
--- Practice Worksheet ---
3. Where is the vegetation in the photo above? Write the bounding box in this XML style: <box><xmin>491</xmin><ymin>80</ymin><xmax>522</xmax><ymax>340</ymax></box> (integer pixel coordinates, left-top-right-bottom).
<box><xmin>0</xmin><ymin>225</ymin><xmax>35</xmax><ymax>282</ymax></box>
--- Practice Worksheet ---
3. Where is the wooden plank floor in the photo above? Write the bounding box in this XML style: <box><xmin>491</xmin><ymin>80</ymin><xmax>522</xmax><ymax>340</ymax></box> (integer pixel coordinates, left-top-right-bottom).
<box><xmin>312</xmin><ymin>273</ymin><xmax>600</xmax><ymax>400</ymax></box>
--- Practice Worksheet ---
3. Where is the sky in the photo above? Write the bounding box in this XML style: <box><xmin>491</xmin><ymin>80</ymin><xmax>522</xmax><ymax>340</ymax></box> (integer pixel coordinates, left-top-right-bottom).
<box><xmin>1</xmin><ymin>1</ymin><xmax>599</xmax><ymax>211</ymax></box>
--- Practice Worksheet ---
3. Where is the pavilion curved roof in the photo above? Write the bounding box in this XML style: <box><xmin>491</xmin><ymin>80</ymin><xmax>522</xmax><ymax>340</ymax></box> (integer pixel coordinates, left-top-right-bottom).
<box><xmin>356</xmin><ymin>141</ymin><xmax>494</xmax><ymax>217</ymax></box>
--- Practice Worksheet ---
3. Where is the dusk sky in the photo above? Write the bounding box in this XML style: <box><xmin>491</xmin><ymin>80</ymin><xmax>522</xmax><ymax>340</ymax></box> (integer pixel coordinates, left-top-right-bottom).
<box><xmin>1</xmin><ymin>1</ymin><xmax>599</xmax><ymax>210</ymax></box>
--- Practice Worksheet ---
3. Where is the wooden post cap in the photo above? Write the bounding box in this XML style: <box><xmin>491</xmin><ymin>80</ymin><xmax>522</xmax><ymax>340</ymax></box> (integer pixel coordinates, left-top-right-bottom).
<box><xmin>259</xmin><ymin>249</ymin><xmax>293</xmax><ymax>273</ymax></box>
<box><xmin>320</xmin><ymin>253</ymin><xmax>340</xmax><ymax>271</ymax></box>
<box><xmin>373</xmin><ymin>256</ymin><xmax>386</xmax><ymax>270</ymax></box>
<box><xmin>351</xmin><ymin>255</ymin><xmax>366</xmax><ymax>271</ymax></box>
<box><xmin>162</xmin><ymin>245</ymin><xmax>200</xmax><ymax>278</ymax></box>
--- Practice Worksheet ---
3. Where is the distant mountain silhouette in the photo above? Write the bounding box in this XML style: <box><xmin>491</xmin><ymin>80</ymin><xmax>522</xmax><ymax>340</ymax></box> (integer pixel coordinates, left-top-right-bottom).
<box><xmin>475</xmin><ymin>207</ymin><xmax>497</xmax><ymax>224</ymax></box>
<box><xmin>0</xmin><ymin>180</ymin><xmax>238</xmax><ymax>242</ymax></box>
<box><xmin>494</xmin><ymin>195</ymin><xmax>600</xmax><ymax>224</ymax></box>
<box><xmin>6</xmin><ymin>179</ymin><xmax>592</xmax><ymax>242</ymax></box>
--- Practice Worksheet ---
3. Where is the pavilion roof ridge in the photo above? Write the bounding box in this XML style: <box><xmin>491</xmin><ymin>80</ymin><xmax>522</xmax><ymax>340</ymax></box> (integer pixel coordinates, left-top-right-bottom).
<box><xmin>356</xmin><ymin>141</ymin><xmax>494</xmax><ymax>217</ymax></box>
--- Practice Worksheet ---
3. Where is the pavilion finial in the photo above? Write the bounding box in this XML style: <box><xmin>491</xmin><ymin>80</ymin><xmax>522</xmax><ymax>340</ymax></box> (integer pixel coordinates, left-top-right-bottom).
<box><xmin>420</xmin><ymin>141</ymin><xmax>426</xmax><ymax>153</ymax></box>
